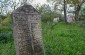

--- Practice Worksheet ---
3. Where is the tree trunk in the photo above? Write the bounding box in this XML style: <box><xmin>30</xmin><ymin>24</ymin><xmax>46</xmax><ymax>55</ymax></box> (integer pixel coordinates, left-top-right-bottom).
<box><xmin>64</xmin><ymin>0</ymin><xmax>67</xmax><ymax>23</ymax></box>
<box><xmin>75</xmin><ymin>10</ymin><xmax>79</xmax><ymax>21</ymax></box>
<box><xmin>14</xmin><ymin>6</ymin><xmax>15</xmax><ymax>10</ymax></box>
<box><xmin>75</xmin><ymin>5</ymin><xmax>81</xmax><ymax>21</ymax></box>
<box><xmin>0</xmin><ymin>7</ymin><xmax>3</xmax><ymax>14</ymax></box>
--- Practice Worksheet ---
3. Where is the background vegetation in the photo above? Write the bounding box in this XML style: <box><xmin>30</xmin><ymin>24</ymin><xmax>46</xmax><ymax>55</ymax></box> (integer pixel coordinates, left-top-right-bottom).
<box><xmin>0</xmin><ymin>0</ymin><xmax>85</xmax><ymax>55</ymax></box>
<box><xmin>0</xmin><ymin>14</ymin><xmax>85</xmax><ymax>55</ymax></box>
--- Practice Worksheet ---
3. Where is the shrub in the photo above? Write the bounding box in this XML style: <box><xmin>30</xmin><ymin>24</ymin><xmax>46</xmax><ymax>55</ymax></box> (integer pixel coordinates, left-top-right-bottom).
<box><xmin>77</xmin><ymin>21</ymin><xmax>85</xmax><ymax>28</ymax></box>
<box><xmin>0</xmin><ymin>25</ymin><xmax>13</xmax><ymax>43</ymax></box>
<box><xmin>0</xmin><ymin>31</ymin><xmax>13</xmax><ymax>43</ymax></box>
<box><xmin>0</xmin><ymin>15</ymin><xmax>7</xmax><ymax>19</ymax></box>
<box><xmin>79</xmin><ymin>8</ymin><xmax>85</xmax><ymax>20</ymax></box>
<box><xmin>41</xmin><ymin>12</ymin><xmax>63</xmax><ymax>23</ymax></box>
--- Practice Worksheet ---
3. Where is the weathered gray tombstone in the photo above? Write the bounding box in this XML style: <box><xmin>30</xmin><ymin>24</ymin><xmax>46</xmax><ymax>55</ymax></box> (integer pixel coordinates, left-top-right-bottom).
<box><xmin>12</xmin><ymin>4</ymin><xmax>44</xmax><ymax>55</ymax></box>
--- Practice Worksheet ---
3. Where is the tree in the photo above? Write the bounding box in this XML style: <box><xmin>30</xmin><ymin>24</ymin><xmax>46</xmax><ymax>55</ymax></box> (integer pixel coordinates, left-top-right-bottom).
<box><xmin>64</xmin><ymin>0</ymin><xmax>67</xmax><ymax>23</ymax></box>
<box><xmin>10</xmin><ymin>0</ymin><xmax>20</xmax><ymax>10</ymax></box>
<box><xmin>20</xmin><ymin>0</ymin><xmax>33</xmax><ymax>5</ymax></box>
<box><xmin>71</xmin><ymin>0</ymin><xmax>85</xmax><ymax>21</ymax></box>
<box><xmin>0</xmin><ymin>0</ymin><xmax>34</xmax><ymax>15</ymax></box>
<box><xmin>0</xmin><ymin>0</ymin><xmax>18</xmax><ymax>14</ymax></box>
<box><xmin>0</xmin><ymin>0</ymin><xmax>10</xmax><ymax>14</ymax></box>
<box><xmin>47</xmin><ymin>0</ymin><xmax>67</xmax><ymax>23</ymax></box>
<box><xmin>80</xmin><ymin>6</ymin><xmax>85</xmax><ymax>20</ymax></box>
<box><xmin>36</xmin><ymin>4</ymin><xmax>53</xmax><ymax>22</ymax></box>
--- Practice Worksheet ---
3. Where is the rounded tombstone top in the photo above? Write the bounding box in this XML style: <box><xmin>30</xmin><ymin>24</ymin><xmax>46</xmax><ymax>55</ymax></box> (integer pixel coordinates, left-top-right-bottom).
<box><xmin>13</xmin><ymin>4</ymin><xmax>39</xmax><ymax>14</ymax></box>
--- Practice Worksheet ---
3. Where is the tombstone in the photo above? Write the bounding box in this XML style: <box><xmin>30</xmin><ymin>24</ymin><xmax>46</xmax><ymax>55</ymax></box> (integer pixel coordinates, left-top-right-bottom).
<box><xmin>67</xmin><ymin>13</ymin><xmax>75</xmax><ymax>23</ymax></box>
<box><xmin>53</xmin><ymin>17</ymin><xmax>59</xmax><ymax>23</ymax></box>
<box><xmin>12</xmin><ymin>4</ymin><xmax>44</xmax><ymax>55</ymax></box>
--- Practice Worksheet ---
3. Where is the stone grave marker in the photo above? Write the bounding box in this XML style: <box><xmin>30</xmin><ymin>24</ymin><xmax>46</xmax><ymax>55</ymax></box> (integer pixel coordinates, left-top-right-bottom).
<box><xmin>12</xmin><ymin>4</ymin><xmax>44</xmax><ymax>55</ymax></box>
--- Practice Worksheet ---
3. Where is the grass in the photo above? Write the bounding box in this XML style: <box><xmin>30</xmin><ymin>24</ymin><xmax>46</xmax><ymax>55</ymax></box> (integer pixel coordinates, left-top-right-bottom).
<box><xmin>0</xmin><ymin>41</ymin><xmax>16</xmax><ymax>55</ymax></box>
<box><xmin>42</xmin><ymin>22</ymin><xmax>85</xmax><ymax>55</ymax></box>
<box><xmin>0</xmin><ymin>22</ymin><xmax>85</xmax><ymax>55</ymax></box>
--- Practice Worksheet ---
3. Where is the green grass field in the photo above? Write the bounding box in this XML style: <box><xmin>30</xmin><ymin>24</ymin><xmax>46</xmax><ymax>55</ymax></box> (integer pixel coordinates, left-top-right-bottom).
<box><xmin>0</xmin><ymin>22</ymin><xmax>85</xmax><ymax>55</ymax></box>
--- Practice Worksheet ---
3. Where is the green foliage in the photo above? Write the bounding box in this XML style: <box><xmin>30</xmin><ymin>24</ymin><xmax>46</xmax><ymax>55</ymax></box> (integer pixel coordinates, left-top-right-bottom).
<box><xmin>0</xmin><ymin>14</ymin><xmax>13</xmax><ymax>43</ymax></box>
<box><xmin>0</xmin><ymin>42</ymin><xmax>16</xmax><ymax>55</ymax></box>
<box><xmin>80</xmin><ymin>8</ymin><xmax>85</xmax><ymax>20</ymax></box>
<box><xmin>0</xmin><ymin>25</ymin><xmax>13</xmax><ymax>43</ymax></box>
<box><xmin>41</xmin><ymin>12</ymin><xmax>51</xmax><ymax>22</ymax></box>
<box><xmin>0</xmin><ymin>31</ymin><xmax>13</xmax><ymax>43</ymax></box>
<box><xmin>41</xmin><ymin>12</ymin><xmax>63</xmax><ymax>23</ymax></box>
<box><xmin>0</xmin><ymin>15</ymin><xmax>7</xmax><ymax>19</ymax></box>
<box><xmin>0</xmin><ymin>15</ymin><xmax>85</xmax><ymax>55</ymax></box>
<box><xmin>77</xmin><ymin>21</ymin><xmax>85</xmax><ymax>28</ymax></box>
<box><xmin>71</xmin><ymin>0</ymin><xmax>80</xmax><ymax>5</ymax></box>
<box><xmin>0</xmin><ymin>22</ymin><xmax>85</xmax><ymax>55</ymax></box>
<box><xmin>37</xmin><ymin>4</ymin><xmax>63</xmax><ymax>22</ymax></box>
<box><xmin>1</xmin><ymin>17</ymin><xmax>12</xmax><ymax>25</ymax></box>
